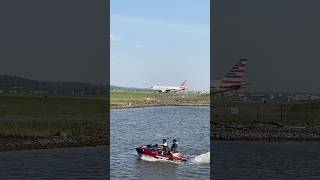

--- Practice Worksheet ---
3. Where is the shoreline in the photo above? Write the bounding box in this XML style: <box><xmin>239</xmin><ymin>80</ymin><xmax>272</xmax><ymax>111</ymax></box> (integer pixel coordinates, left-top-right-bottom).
<box><xmin>0</xmin><ymin>138</ymin><xmax>106</xmax><ymax>152</ymax></box>
<box><xmin>111</xmin><ymin>103</ymin><xmax>210</xmax><ymax>109</ymax></box>
<box><xmin>0</xmin><ymin>116</ymin><xmax>108</xmax><ymax>152</ymax></box>
<box><xmin>212</xmin><ymin>123</ymin><xmax>320</xmax><ymax>141</ymax></box>
<box><xmin>0</xmin><ymin>134</ymin><xmax>109</xmax><ymax>152</ymax></box>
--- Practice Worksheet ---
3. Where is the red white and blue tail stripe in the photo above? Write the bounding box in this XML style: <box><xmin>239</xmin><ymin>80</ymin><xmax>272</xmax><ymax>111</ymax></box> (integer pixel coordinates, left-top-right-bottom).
<box><xmin>179</xmin><ymin>80</ymin><xmax>188</xmax><ymax>91</ymax></box>
<box><xmin>221</xmin><ymin>59</ymin><xmax>247</xmax><ymax>88</ymax></box>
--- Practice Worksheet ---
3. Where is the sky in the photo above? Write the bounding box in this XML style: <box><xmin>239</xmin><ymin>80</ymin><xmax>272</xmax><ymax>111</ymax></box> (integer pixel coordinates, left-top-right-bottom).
<box><xmin>2</xmin><ymin>1</ymin><xmax>320</xmax><ymax>93</ymax></box>
<box><xmin>110</xmin><ymin>0</ymin><xmax>210</xmax><ymax>91</ymax></box>
<box><xmin>0</xmin><ymin>0</ymin><xmax>107</xmax><ymax>85</ymax></box>
<box><xmin>212</xmin><ymin>0</ymin><xmax>320</xmax><ymax>93</ymax></box>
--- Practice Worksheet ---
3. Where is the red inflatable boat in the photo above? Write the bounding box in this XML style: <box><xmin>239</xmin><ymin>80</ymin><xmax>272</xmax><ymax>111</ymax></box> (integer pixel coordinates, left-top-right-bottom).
<box><xmin>136</xmin><ymin>144</ymin><xmax>187</xmax><ymax>162</ymax></box>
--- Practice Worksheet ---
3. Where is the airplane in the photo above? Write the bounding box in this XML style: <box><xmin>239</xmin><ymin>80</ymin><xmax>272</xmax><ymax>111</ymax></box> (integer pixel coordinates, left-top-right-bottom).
<box><xmin>151</xmin><ymin>80</ymin><xmax>188</xmax><ymax>93</ymax></box>
<box><xmin>211</xmin><ymin>59</ymin><xmax>249</xmax><ymax>94</ymax></box>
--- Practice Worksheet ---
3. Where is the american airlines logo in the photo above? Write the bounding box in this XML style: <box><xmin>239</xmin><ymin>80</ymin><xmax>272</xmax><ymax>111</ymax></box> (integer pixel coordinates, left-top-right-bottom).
<box><xmin>211</xmin><ymin>59</ymin><xmax>249</xmax><ymax>94</ymax></box>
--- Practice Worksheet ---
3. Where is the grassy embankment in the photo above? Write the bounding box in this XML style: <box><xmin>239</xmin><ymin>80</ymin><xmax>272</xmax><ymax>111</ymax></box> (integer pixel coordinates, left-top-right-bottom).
<box><xmin>212</xmin><ymin>100</ymin><xmax>320</xmax><ymax>140</ymax></box>
<box><xmin>111</xmin><ymin>91</ymin><xmax>209</xmax><ymax>108</ymax></box>
<box><xmin>0</xmin><ymin>94</ymin><xmax>108</xmax><ymax>151</ymax></box>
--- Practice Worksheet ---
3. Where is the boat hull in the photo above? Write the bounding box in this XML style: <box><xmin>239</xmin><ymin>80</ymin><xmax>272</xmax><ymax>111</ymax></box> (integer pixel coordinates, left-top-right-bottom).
<box><xmin>136</xmin><ymin>145</ymin><xmax>187</xmax><ymax>162</ymax></box>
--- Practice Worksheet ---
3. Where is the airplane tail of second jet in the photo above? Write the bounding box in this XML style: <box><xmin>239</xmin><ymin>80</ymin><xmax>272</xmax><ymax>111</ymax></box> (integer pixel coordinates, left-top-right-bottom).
<box><xmin>221</xmin><ymin>59</ymin><xmax>247</xmax><ymax>86</ymax></box>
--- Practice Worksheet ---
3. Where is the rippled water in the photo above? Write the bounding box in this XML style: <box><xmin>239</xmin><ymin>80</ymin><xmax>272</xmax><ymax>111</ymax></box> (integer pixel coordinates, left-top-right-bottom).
<box><xmin>111</xmin><ymin>106</ymin><xmax>210</xmax><ymax>180</ymax></box>
<box><xmin>0</xmin><ymin>146</ymin><xmax>108</xmax><ymax>179</ymax></box>
<box><xmin>212</xmin><ymin>141</ymin><xmax>320</xmax><ymax>179</ymax></box>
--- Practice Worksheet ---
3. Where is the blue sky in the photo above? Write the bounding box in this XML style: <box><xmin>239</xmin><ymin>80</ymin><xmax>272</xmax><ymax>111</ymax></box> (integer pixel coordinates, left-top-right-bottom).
<box><xmin>110</xmin><ymin>0</ymin><xmax>210</xmax><ymax>91</ymax></box>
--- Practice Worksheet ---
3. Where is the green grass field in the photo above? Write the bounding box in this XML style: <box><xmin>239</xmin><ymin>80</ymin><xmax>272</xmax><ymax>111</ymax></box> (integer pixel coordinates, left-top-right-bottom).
<box><xmin>212</xmin><ymin>100</ymin><xmax>320</xmax><ymax>126</ymax></box>
<box><xmin>110</xmin><ymin>91</ymin><xmax>209</xmax><ymax>107</ymax></box>
<box><xmin>0</xmin><ymin>94</ymin><xmax>107</xmax><ymax>116</ymax></box>
<box><xmin>0</xmin><ymin>94</ymin><xmax>108</xmax><ymax>146</ymax></box>
<box><xmin>0</xmin><ymin>117</ymin><xmax>104</xmax><ymax>140</ymax></box>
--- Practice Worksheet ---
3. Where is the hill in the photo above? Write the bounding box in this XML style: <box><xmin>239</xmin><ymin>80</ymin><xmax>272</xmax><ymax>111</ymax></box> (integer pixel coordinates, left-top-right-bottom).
<box><xmin>0</xmin><ymin>75</ymin><xmax>107</xmax><ymax>95</ymax></box>
<box><xmin>0</xmin><ymin>75</ymin><xmax>151</xmax><ymax>95</ymax></box>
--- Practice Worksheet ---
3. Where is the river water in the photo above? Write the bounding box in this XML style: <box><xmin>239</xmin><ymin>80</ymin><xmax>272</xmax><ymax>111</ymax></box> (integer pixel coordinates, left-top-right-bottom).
<box><xmin>212</xmin><ymin>141</ymin><xmax>320</xmax><ymax>179</ymax></box>
<box><xmin>111</xmin><ymin>106</ymin><xmax>210</xmax><ymax>180</ymax></box>
<box><xmin>0</xmin><ymin>145</ymin><xmax>108</xmax><ymax>179</ymax></box>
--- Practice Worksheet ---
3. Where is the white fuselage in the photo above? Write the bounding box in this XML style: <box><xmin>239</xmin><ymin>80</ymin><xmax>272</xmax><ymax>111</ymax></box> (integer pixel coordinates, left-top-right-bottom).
<box><xmin>151</xmin><ymin>85</ymin><xmax>184</xmax><ymax>92</ymax></box>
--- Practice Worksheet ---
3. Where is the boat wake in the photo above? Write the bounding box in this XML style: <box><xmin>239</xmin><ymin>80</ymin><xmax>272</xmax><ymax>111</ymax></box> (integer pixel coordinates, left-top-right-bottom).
<box><xmin>139</xmin><ymin>154</ymin><xmax>183</xmax><ymax>164</ymax></box>
<box><xmin>190</xmin><ymin>152</ymin><xmax>210</xmax><ymax>164</ymax></box>
<box><xmin>139</xmin><ymin>152</ymin><xmax>210</xmax><ymax>164</ymax></box>
<box><xmin>140</xmin><ymin>154</ymin><xmax>163</xmax><ymax>162</ymax></box>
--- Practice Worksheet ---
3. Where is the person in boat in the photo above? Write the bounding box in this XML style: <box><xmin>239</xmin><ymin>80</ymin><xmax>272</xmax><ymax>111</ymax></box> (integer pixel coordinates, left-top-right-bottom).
<box><xmin>158</xmin><ymin>139</ymin><xmax>168</xmax><ymax>155</ymax></box>
<box><xmin>170</xmin><ymin>139</ymin><xmax>178</xmax><ymax>154</ymax></box>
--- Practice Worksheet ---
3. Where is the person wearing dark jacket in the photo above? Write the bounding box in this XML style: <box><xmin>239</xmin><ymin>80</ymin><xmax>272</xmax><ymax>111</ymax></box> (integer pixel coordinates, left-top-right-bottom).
<box><xmin>170</xmin><ymin>139</ymin><xmax>178</xmax><ymax>153</ymax></box>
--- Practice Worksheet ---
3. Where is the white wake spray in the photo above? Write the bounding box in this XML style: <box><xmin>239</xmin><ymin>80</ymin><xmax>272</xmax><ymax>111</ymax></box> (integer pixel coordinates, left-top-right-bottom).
<box><xmin>139</xmin><ymin>152</ymin><xmax>210</xmax><ymax>164</ymax></box>
<box><xmin>140</xmin><ymin>154</ymin><xmax>162</xmax><ymax>162</ymax></box>
<box><xmin>190</xmin><ymin>152</ymin><xmax>210</xmax><ymax>164</ymax></box>
<box><xmin>139</xmin><ymin>155</ymin><xmax>183</xmax><ymax>164</ymax></box>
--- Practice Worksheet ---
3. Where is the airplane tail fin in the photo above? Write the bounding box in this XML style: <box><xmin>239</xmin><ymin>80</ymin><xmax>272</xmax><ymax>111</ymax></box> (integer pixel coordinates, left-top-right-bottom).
<box><xmin>180</xmin><ymin>80</ymin><xmax>188</xmax><ymax>86</ymax></box>
<box><xmin>179</xmin><ymin>80</ymin><xmax>188</xmax><ymax>91</ymax></box>
<box><xmin>221</xmin><ymin>59</ymin><xmax>247</xmax><ymax>86</ymax></box>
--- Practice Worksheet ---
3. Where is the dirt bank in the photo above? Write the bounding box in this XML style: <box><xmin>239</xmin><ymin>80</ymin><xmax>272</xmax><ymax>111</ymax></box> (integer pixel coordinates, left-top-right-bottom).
<box><xmin>212</xmin><ymin>122</ymin><xmax>320</xmax><ymax>141</ymax></box>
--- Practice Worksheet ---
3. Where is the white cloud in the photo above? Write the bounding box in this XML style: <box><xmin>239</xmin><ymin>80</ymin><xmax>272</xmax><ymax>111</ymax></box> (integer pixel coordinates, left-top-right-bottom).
<box><xmin>135</xmin><ymin>44</ymin><xmax>143</xmax><ymax>49</ymax></box>
<box><xmin>110</xmin><ymin>34</ymin><xmax>121</xmax><ymax>43</ymax></box>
